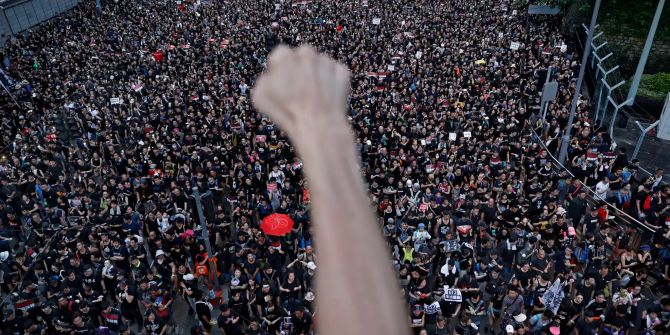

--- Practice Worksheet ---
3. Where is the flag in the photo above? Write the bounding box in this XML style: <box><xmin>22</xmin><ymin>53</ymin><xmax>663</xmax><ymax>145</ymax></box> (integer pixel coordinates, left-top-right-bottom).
<box><xmin>0</xmin><ymin>68</ymin><xmax>18</xmax><ymax>91</ymax></box>
<box><xmin>540</xmin><ymin>279</ymin><xmax>565</xmax><ymax>315</ymax></box>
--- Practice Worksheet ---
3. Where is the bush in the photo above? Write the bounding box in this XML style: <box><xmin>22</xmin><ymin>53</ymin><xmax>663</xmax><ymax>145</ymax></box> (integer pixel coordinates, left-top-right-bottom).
<box><xmin>634</xmin><ymin>73</ymin><xmax>670</xmax><ymax>102</ymax></box>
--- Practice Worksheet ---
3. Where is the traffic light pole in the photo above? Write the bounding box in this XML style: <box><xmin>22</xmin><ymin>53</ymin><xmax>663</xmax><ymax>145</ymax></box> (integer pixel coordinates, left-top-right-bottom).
<box><xmin>192</xmin><ymin>187</ymin><xmax>220</xmax><ymax>290</ymax></box>
<box><xmin>558</xmin><ymin>0</ymin><xmax>602</xmax><ymax>164</ymax></box>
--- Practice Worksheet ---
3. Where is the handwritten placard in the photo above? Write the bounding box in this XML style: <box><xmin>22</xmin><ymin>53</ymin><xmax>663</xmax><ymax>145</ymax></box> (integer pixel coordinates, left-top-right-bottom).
<box><xmin>110</xmin><ymin>98</ymin><xmax>121</xmax><ymax>105</ymax></box>
<box><xmin>463</xmin><ymin>131</ymin><xmax>472</xmax><ymax>138</ymax></box>
<box><xmin>443</xmin><ymin>288</ymin><xmax>463</xmax><ymax>302</ymax></box>
<box><xmin>510</xmin><ymin>42</ymin><xmax>520</xmax><ymax>50</ymax></box>
<box><xmin>372</xmin><ymin>18</ymin><xmax>381</xmax><ymax>25</ymax></box>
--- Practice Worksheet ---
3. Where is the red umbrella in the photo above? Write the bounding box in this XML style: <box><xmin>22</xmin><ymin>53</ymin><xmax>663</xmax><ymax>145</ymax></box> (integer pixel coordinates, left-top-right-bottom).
<box><xmin>260</xmin><ymin>214</ymin><xmax>294</xmax><ymax>236</ymax></box>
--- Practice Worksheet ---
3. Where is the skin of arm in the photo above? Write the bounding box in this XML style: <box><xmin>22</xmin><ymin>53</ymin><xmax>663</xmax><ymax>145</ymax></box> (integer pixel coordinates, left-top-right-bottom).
<box><xmin>252</xmin><ymin>45</ymin><xmax>408</xmax><ymax>335</ymax></box>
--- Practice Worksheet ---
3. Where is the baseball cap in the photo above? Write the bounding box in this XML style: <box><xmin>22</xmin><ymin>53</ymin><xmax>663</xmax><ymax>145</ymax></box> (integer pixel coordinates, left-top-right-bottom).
<box><xmin>505</xmin><ymin>324</ymin><xmax>514</xmax><ymax>333</ymax></box>
<box><xmin>155</xmin><ymin>250</ymin><xmax>165</xmax><ymax>257</ymax></box>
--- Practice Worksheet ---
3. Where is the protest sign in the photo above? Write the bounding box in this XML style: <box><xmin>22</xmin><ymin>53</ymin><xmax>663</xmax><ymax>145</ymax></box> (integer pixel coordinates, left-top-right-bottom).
<box><xmin>387</xmin><ymin>65</ymin><xmax>395</xmax><ymax>71</ymax></box>
<box><xmin>541</xmin><ymin>279</ymin><xmax>565</xmax><ymax>315</ymax></box>
<box><xmin>463</xmin><ymin>131</ymin><xmax>472</xmax><ymax>138</ymax></box>
<box><xmin>448</xmin><ymin>133</ymin><xmax>457</xmax><ymax>141</ymax></box>
<box><xmin>442</xmin><ymin>239</ymin><xmax>460</xmax><ymax>253</ymax></box>
<box><xmin>510</xmin><ymin>42</ymin><xmax>520</xmax><ymax>50</ymax></box>
<box><xmin>415</xmin><ymin>51</ymin><xmax>423</xmax><ymax>59</ymax></box>
<box><xmin>372</xmin><ymin>18</ymin><xmax>381</xmax><ymax>25</ymax></box>
<box><xmin>110</xmin><ymin>98</ymin><xmax>121</xmax><ymax>105</ymax></box>
<box><xmin>442</xmin><ymin>288</ymin><xmax>463</xmax><ymax>302</ymax></box>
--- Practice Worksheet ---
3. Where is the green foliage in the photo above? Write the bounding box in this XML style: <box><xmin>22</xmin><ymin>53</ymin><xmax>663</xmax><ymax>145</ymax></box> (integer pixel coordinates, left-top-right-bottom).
<box><xmin>633</xmin><ymin>73</ymin><xmax>670</xmax><ymax>102</ymax></box>
<box><xmin>600</xmin><ymin>0</ymin><xmax>670</xmax><ymax>42</ymax></box>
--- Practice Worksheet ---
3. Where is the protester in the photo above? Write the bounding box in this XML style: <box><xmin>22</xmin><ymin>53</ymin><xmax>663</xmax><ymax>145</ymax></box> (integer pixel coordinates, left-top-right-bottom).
<box><xmin>0</xmin><ymin>0</ymin><xmax>669</xmax><ymax>334</ymax></box>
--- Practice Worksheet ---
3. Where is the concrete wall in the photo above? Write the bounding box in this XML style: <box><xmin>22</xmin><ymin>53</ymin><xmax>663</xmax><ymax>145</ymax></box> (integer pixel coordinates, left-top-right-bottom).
<box><xmin>0</xmin><ymin>0</ymin><xmax>80</xmax><ymax>46</ymax></box>
<box><xmin>607</xmin><ymin>34</ymin><xmax>670</xmax><ymax>75</ymax></box>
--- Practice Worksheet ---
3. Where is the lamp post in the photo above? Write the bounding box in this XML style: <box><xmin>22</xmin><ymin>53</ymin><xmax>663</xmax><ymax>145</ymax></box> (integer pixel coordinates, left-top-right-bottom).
<box><xmin>192</xmin><ymin>187</ymin><xmax>220</xmax><ymax>289</ymax></box>
<box><xmin>558</xmin><ymin>0</ymin><xmax>603</xmax><ymax>164</ymax></box>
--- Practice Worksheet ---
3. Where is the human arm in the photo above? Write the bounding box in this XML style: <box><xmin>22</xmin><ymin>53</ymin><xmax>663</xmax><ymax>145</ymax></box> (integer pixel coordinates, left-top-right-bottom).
<box><xmin>252</xmin><ymin>45</ymin><xmax>408</xmax><ymax>335</ymax></box>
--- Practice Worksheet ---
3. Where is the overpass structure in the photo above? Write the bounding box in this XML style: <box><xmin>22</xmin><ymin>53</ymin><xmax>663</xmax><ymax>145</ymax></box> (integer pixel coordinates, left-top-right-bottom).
<box><xmin>0</xmin><ymin>0</ymin><xmax>80</xmax><ymax>46</ymax></box>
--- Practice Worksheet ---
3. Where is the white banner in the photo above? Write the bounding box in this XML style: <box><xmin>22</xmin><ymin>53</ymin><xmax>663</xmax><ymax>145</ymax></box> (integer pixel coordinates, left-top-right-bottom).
<box><xmin>540</xmin><ymin>279</ymin><xmax>565</xmax><ymax>315</ymax></box>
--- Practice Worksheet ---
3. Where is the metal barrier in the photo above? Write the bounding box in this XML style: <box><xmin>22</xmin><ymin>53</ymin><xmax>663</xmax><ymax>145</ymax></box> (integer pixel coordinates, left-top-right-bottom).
<box><xmin>575</xmin><ymin>24</ymin><xmax>669</xmax><ymax>186</ymax></box>
<box><xmin>528</xmin><ymin>127</ymin><xmax>656</xmax><ymax>235</ymax></box>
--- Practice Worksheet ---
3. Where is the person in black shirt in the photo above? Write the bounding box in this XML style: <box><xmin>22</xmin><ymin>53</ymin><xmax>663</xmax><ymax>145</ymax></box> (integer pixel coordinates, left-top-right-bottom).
<box><xmin>195</xmin><ymin>295</ymin><xmax>214</xmax><ymax>333</ymax></box>
<box><xmin>117</xmin><ymin>280</ymin><xmax>141</xmax><ymax>328</ymax></box>
<box><xmin>100</xmin><ymin>301</ymin><xmax>122</xmax><ymax>334</ymax></box>
<box><xmin>217</xmin><ymin>304</ymin><xmax>244</xmax><ymax>335</ymax></box>
<box><xmin>584</xmin><ymin>292</ymin><xmax>607</xmax><ymax>328</ymax></box>
<box><xmin>72</xmin><ymin>315</ymin><xmax>96</xmax><ymax>335</ymax></box>
<box><xmin>143</xmin><ymin>310</ymin><xmax>166</xmax><ymax>335</ymax></box>
<box><xmin>454</xmin><ymin>314</ymin><xmax>479</xmax><ymax>335</ymax></box>
<box><xmin>292</xmin><ymin>307</ymin><xmax>314</xmax><ymax>335</ymax></box>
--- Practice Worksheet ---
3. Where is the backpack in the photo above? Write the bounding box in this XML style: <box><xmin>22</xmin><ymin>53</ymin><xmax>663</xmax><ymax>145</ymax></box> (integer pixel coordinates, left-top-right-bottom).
<box><xmin>574</xmin><ymin>242</ymin><xmax>590</xmax><ymax>264</ymax></box>
<box><xmin>643</xmin><ymin>195</ymin><xmax>652</xmax><ymax>211</ymax></box>
<box><xmin>659</xmin><ymin>248</ymin><xmax>670</xmax><ymax>264</ymax></box>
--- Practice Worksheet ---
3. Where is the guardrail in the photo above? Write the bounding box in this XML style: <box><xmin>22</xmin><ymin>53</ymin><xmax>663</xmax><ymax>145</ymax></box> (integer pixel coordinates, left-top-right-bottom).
<box><xmin>574</xmin><ymin>24</ymin><xmax>669</xmax><ymax>186</ymax></box>
<box><xmin>528</xmin><ymin>127</ymin><xmax>656</xmax><ymax>235</ymax></box>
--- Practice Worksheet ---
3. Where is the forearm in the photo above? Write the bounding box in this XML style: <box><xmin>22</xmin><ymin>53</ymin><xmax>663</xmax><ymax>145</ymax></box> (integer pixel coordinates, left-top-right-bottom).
<box><xmin>296</xmin><ymin>122</ymin><xmax>407</xmax><ymax>335</ymax></box>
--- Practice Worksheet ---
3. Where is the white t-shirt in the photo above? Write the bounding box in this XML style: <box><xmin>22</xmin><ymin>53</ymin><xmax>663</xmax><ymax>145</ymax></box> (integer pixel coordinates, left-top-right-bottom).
<box><xmin>595</xmin><ymin>181</ymin><xmax>609</xmax><ymax>200</ymax></box>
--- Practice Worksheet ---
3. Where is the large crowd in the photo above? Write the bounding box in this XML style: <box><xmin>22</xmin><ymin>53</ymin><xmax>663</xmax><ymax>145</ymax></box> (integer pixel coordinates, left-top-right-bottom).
<box><xmin>0</xmin><ymin>0</ymin><xmax>670</xmax><ymax>334</ymax></box>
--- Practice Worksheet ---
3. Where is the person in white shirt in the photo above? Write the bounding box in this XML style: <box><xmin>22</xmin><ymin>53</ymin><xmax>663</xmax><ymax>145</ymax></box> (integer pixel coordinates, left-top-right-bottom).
<box><xmin>269</xmin><ymin>165</ymin><xmax>286</xmax><ymax>185</ymax></box>
<box><xmin>412</xmin><ymin>223</ymin><xmax>431</xmax><ymax>250</ymax></box>
<box><xmin>595</xmin><ymin>177</ymin><xmax>610</xmax><ymax>201</ymax></box>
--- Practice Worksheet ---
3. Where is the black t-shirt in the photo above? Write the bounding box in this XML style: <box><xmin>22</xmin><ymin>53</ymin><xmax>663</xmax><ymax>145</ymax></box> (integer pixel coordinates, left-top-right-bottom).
<box><xmin>293</xmin><ymin>312</ymin><xmax>313</xmax><ymax>334</ymax></box>
<box><xmin>217</xmin><ymin>313</ymin><xmax>244</xmax><ymax>335</ymax></box>
<box><xmin>195</xmin><ymin>301</ymin><xmax>212</xmax><ymax>323</ymax></box>
<box><xmin>144</xmin><ymin>319</ymin><xmax>165</xmax><ymax>335</ymax></box>
<box><xmin>585</xmin><ymin>299</ymin><xmax>607</xmax><ymax>317</ymax></box>
<box><xmin>454</xmin><ymin>321</ymin><xmax>477</xmax><ymax>335</ymax></box>
<box><xmin>73</xmin><ymin>322</ymin><xmax>96</xmax><ymax>335</ymax></box>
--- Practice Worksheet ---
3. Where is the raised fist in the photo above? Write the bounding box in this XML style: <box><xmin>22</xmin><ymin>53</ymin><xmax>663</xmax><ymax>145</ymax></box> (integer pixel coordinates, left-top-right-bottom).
<box><xmin>251</xmin><ymin>45</ymin><xmax>351</xmax><ymax>148</ymax></box>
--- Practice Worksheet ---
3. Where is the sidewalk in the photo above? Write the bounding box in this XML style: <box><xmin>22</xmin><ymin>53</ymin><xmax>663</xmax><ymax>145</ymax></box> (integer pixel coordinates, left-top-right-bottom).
<box><xmin>613</xmin><ymin>118</ymin><xmax>670</xmax><ymax>182</ymax></box>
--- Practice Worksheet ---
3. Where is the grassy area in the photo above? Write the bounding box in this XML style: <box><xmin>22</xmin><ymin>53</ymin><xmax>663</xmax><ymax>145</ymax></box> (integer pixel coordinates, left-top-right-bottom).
<box><xmin>631</xmin><ymin>73</ymin><xmax>670</xmax><ymax>102</ymax></box>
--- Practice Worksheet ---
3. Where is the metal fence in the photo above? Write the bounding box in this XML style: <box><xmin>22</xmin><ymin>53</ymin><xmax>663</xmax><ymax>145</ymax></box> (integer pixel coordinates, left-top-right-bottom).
<box><xmin>574</xmin><ymin>24</ymin><xmax>670</xmax><ymax>185</ymax></box>
<box><xmin>527</xmin><ymin>128</ymin><xmax>655</xmax><ymax>240</ymax></box>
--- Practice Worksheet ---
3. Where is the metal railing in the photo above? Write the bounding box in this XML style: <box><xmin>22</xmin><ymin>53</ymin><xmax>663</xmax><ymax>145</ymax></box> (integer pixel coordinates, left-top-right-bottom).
<box><xmin>528</xmin><ymin>127</ymin><xmax>656</xmax><ymax>235</ymax></box>
<box><xmin>575</xmin><ymin>24</ymin><xmax>669</xmax><ymax>185</ymax></box>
